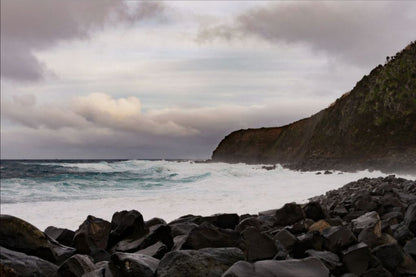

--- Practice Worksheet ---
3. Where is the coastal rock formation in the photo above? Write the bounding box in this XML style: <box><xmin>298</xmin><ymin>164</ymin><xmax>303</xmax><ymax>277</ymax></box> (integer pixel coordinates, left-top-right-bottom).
<box><xmin>0</xmin><ymin>176</ymin><xmax>415</xmax><ymax>276</ymax></box>
<box><xmin>211</xmin><ymin>42</ymin><xmax>416</xmax><ymax>173</ymax></box>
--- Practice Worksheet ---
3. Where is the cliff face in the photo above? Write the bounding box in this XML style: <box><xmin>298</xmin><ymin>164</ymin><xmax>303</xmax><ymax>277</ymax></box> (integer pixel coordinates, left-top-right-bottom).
<box><xmin>212</xmin><ymin>42</ymin><xmax>416</xmax><ymax>172</ymax></box>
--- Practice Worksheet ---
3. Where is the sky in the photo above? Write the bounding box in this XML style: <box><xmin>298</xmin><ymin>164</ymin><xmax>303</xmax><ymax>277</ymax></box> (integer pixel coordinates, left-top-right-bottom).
<box><xmin>1</xmin><ymin>1</ymin><xmax>415</xmax><ymax>159</ymax></box>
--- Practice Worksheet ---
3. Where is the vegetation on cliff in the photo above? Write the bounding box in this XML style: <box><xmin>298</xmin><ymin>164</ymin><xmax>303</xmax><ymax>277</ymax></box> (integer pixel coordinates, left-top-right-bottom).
<box><xmin>212</xmin><ymin>41</ymin><xmax>416</xmax><ymax>172</ymax></box>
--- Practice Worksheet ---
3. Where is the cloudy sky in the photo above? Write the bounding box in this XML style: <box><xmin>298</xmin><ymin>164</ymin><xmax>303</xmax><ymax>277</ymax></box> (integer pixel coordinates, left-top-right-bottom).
<box><xmin>1</xmin><ymin>1</ymin><xmax>415</xmax><ymax>159</ymax></box>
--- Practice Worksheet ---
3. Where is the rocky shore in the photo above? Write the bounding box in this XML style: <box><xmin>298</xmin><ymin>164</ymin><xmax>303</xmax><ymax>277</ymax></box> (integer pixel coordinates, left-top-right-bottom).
<box><xmin>1</xmin><ymin>176</ymin><xmax>415</xmax><ymax>276</ymax></box>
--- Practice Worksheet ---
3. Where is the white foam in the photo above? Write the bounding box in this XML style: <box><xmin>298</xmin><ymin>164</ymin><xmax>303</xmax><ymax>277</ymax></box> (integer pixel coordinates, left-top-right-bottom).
<box><xmin>1</xmin><ymin>161</ymin><xmax>415</xmax><ymax>230</ymax></box>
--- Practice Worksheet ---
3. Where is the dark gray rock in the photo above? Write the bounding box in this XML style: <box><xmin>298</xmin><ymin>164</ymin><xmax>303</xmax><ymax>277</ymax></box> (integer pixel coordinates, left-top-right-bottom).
<box><xmin>322</xmin><ymin>226</ymin><xmax>356</xmax><ymax>252</ymax></box>
<box><xmin>82</xmin><ymin>261</ymin><xmax>118</xmax><ymax>277</ymax></box>
<box><xmin>0</xmin><ymin>246</ymin><xmax>58</xmax><ymax>277</ymax></box>
<box><xmin>145</xmin><ymin>217</ymin><xmax>166</xmax><ymax>229</ymax></box>
<box><xmin>205</xmin><ymin>213</ymin><xmax>240</xmax><ymax>229</ymax></box>
<box><xmin>135</xmin><ymin>241</ymin><xmax>168</xmax><ymax>259</ymax></box>
<box><xmin>303</xmin><ymin>202</ymin><xmax>327</xmax><ymax>221</ymax></box>
<box><xmin>393</xmin><ymin>223</ymin><xmax>414</xmax><ymax>245</ymax></box>
<box><xmin>157</xmin><ymin>247</ymin><xmax>244</xmax><ymax>277</ymax></box>
<box><xmin>235</xmin><ymin>217</ymin><xmax>261</xmax><ymax>233</ymax></box>
<box><xmin>108</xmin><ymin>210</ymin><xmax>147</xmax><ymax>248</ymax></box>
<box><xmin>169</xmin><ymin>222</ymin><xmax>198</xmax><ymax>237</ymax></box>
<box><xmin>110</xmin><ymin>252</ymin><xmax>159</xmax><ymax>277</ymax></box>
<box><xmin>305</xmin><ymin>249</ymin><xmax>342</xmax><ymax>272</ymax></box>
<box><xmin>273</xmin><ymin>229</ymin><xmax>297</xmax><ymax>250</ymax></box>
<box><xmin>57</xmin><ymin>254</ymin><xmax>96</xmax><ymax>277</ymax></box>
<box><xmin>242</xmin><ymin>227</ymin><xmax>277</xmax><ymax>261</ymax></box>
<box><xmin>222</xmin><ymin>257</ymin><xmax>329</xmax><ymax>277</ymax></box>
<box><xmin>362</xmin><ymin>267</ymin><xmax>393</xmax><ymax>277</ymax></box>
<box><xmin>181</xmin><ymin>222</ymin><xmax>243</xmax><ymax>250</ymax></box>
<box><xmin>351</xmin><ymin>211</ymin><xmax>382</xmax><ymax>247</ymax></box>
<box><xmin>114</xmin><ymin>224</ymin><xmax>173</xmax><ymax>253</ymax></box>
<box><xmin>404</xmin><ymin>203</ymin><xmax>416</xmax><ymax>234</ymax></box>
<box><xmin>342</xmin><ymin>242</ymin><xmax>371</xmax><ymax>275</ymax></box>
<box><xmin>372</xmin><ymin>243</ymin><xmax>405</xmax><ymax>271</ymax></box>
<box><xmin>0</xmin><ymin>215</ymin><xmax>75</xmax><ymax>264</ymax></box>
<box><xmin>404</xmin><ymin>238</ymin><xmax>416</xmax><ymax>259</ymax></box>
<box><xmin>274</xmin><ymin>203</ymin><xmax>305</xmax><ymax>227</ymax></box>
<box><xmin>74</xmin><ymin>215</ymin><xmax>111</xmax><ymax>255</ymax></box>
<box><xmin>292</xmin><ymin>231</ymin><xmax>323</xmax><ymax>258</ymax></box>
<box><xmin>44</xmin><ymin>226</ymin><xmax>75</xmax><ymax>247</ymax></box>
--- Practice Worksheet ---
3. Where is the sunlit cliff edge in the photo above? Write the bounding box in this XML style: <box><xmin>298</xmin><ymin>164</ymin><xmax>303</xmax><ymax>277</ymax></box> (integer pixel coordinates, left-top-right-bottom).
<box><xmin>212</xmin><ymin>42</ymin><xmax>416</xmax><ymax>173</ymax></box>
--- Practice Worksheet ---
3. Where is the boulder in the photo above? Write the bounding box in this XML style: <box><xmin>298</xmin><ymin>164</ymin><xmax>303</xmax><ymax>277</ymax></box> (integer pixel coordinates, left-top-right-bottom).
<box><xmin>322</xmin><ymin>226</ymin><xmax>356</xmax><ymax>252</ymax></box>
<box><xmin>362</xmin><ymin>267</ymin><xmax>393</xmax><ymax>277</ymax></box>
<box><xmin>274</xmin><ymin>203</ymin><xmax>305</xmax><ymax>227</ymax></box>
<box><xmin>74</xmin><ymin>216</ymin><xmax>111</xmax><ymax>255</ymax></box>
<box><xmin>145</xmin><ymin>217</ymin><xmax>166</xmax><ymax>229</ymax></box>
<box><xmin>44</xmin><ymin>226</ymin><xmax>75</xmax><ymax>247</ymax></box>
<box><xmin>57</xmin><ymin>254</ymin><xmax>96</xmax><ymax>277</ymax></box>
<box><xmin>0</xmin><ymin>246</ymin><xmax>58</xmax><ymax>277</ymax></box>
<box><xmin>404</xmin><ymin>203</ymin><xmax>416</xmax><ymax>234</ymax></box>
<box><xmin>235</xmin><ymin>217</ymin><xmax>261</xmax><ymax>233</ymax></box>
<box><xmin>292</xmin><ymin>231</ymin><xmax>323</xmax><ymax>258</ymax></box>
<box><xmin>222</xmin><ymin>257</ymin><xmax>329</xmax><ymax>277</ymax></box>
<box><xmin>305</xmin><ymin>249</ymin><xmax>342</xmax><ymax>272</ymax></box>
<box><xmin>203</xmin><ymin>213</ymin><xmax>240</xmax><ymax>229</ymax></box>
<box><xmin>114</xmin><ymin>224</ymin><xmax>173</xmax><ymax>253</ymax></box>
<box><xmin>181</xmin><ymin>222</ymin><xmax>243</xmax><ymax>250</ymax></box>
<box><xmin>110</xmin><ymin>252</ymin><xmax>159</xmax><ymax>277</ymax></box>
<box><xmin>135</xmin><ymin>241</ymin><xmax>168</xmax><ymax>259</ymax></box>
<box><xmin>393</xmin><ymin>223</ymin><xmax>414</xmax><ymax>245</ymax></box>
<box><xmin>308</xmin><ymin>220</ymin><xmax>331</xmax><ymax>233</ymax></box>
<box><xmin>342</xmin><ymin>242</ymin><xmax>371</xmax><ymax>275</ymax></box>
<box><xmin>108</xmin><ymin>210</ymin><xmax>147</xmax><ymax>248</ymax></box>
<box><xmin>351</xmin><ymin>212</ymin><xmax>382</xmax><ymax>247</ymax></box>
<box><xmin>0</xmin><ymin>215</ymin><xmax>75</xmax><ymax>263</ymax></box>
<box><xmin>303</xmin><ymin>202</ymin><xmax>327</xmax><ymax>221</ymax></box>
<box><xmin>157</xmin><ymin>247</ymin><xmax>244</xmax><ymax>277</ymax></box>
<box><xmin>169</xmin><ymin>222</ymin><xmax>198</xmax><ymax>237</ymax></box>
<box><xmin>242</xmin><ymin>227</ymin><xmax>277</xmax><ymax>261</ymax></box>
<box><xmin>404</xmin><ymin>238</ymin><xmax>416</xmax><ymax>259</ymax></box>
<box><xmin>273</xmin><ymin>229</ymin><xmax>297</xmax><ymax>250</ymax></box>
<box><xmin>372</xmin><ymin>243</ymin><xmax>405</xmax><ymax>271</ymax></box>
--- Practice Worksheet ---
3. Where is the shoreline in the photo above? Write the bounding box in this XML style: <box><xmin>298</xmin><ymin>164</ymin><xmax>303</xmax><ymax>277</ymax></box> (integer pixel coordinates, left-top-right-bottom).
<box><xmin>1</xmin><ymin>175</ymin><xmax>416</xmax><ymax>276</ymax></box>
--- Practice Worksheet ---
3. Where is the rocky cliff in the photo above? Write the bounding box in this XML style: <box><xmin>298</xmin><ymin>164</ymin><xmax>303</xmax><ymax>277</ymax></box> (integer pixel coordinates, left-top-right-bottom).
<box><xmin>212</xmin><ymin>42</ymin><xmax>416</xmax><ymax>173</ymax></box>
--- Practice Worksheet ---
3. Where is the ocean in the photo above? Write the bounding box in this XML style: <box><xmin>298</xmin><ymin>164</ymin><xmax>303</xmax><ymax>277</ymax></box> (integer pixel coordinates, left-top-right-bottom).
<box><xmin>1</xmin><ymin>159</ymin><xmax>414</xmax><ymax>231</ymax></box>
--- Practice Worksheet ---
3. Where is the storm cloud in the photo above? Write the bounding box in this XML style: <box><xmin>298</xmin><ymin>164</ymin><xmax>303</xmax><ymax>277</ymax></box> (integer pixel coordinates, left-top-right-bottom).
<box><xmin>198</xmin><ymin>2</ymin><xmax>416</xmax><ymax>66</ymax></box>
<box><xmin>0</xmin><ymin>0</ymin><xmax>165</xmax><ymax>81</ymax></box>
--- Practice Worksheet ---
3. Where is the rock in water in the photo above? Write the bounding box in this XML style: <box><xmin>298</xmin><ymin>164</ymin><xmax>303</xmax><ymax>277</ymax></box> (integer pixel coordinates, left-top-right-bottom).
<box><xmin>73</xmin><ymin>215</ymin><xmax>111</xmax><ymax>255</ymax></box>
<box><xmin>0</xmin><ymin>246</ymin><xmax>58</xmax><ymax>277</ymax></box>
<box><xmin>222</xmin><ymin>257</ymin><xmax>329</xmax><ymax>277</ymax></box>
<box><xmin>157</xmin><ymin>247</ymin><xmax>244</xmax><ymax>277</ymax></box>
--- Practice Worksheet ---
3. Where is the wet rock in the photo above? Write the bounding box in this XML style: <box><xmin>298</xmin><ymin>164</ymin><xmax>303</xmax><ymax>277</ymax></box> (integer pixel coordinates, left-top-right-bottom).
<box><xmin>404</xmin><ymin>238</ymin><xmax>416</xmax><ymax>259</ymax></box>
<box><xmin>74</xmin><ymin>215</ymin><xmax>111</xmax><ymax>255</ymax></box>
<box><xmin>222</xmin><ymin>257</ymin><xmax>329</xmax><ymax>277</ymax></box>
<box><xmin>372</xmin><ymin>243</ymin><xmax>405</xmax><ymax>271</ymax></box>
<box><xmin>273</xmin><ymin>229</ymin><xmax>297</xmax><ymax>250</ymax></box>
<box><xmin>108</xmin><ymin>210</ymin><xmax>147</xmax><ymax>247</ymax></box>
<box><xmin>342</xmin><ymin>242</ymin><xmax>371</xmax><ymax>275</ymax></box>
<box><xmin>309</xmin><ymin>220</ymin><xmax>331</xmax><ymax>233</ymax></box>
<box><xmin>135</xmin><ymin>241</ymin><xmax>168</xmax><ymax>259</ymax></box>
<box><xmin>110</xmin><ymin>252</ymin><xmax>159</xmax><ymax>277</ymax></box>
<box><xmin>274</xmin><ymin>203</ymin><xmax>305</xmax><ymax>227</ymax></box>
<box><xmin>305</xmin><ymin>249</ymin><xmax>342</xmax><ymax>272</ymax></box>
<box><xmin>303</xmin><ymin>202</ymin><xmax>327</xmax><ymax>221</ymax></box>
<box><xmin>242</xmin><ymin>227</ymin><xmax>277</xmax><ymax>261</ymax></box>
<box><xmin>404</xmin><ymin>203</ymin><xmax>416</xmax><ymax>233</ymax></box>
<box><xmin>292</xmin><ymin>231</ymin><xmax>323</xmax><ymax>258</ymax></box>
<box><xmin>322</xmin><ymin>226</ymin><xmax>356</xmax><ymax>252</ymax></box>
<box><xmin>57</xmin><ymin>254</ymin><xmax>96</xmax><ymax>277</ymax></box>
<box><xmin>0</xmin><ymin>246</ymin><xmax>58</xmax><ymax>277</ymax></box>
<box><xmin>169</xmin><ymin>222</ymin><xmax>198</xmax><ymax>237</ymax></box>
<box><xmin>235</xmin><ymin>217</ymin><xmax>261</xmax><ymax>232</ymax></box>
<box><xmin>181</xmin><ymin>222</ymin><xmax>243</xmax><ymax>250</ymax></box>
<box><xmin>114</xmin><ymin>224</ymin><xmax>173</xmax><ymax>253</ymax></box>
<box><xmin>44</xmin><ymin>226</ymin><xmax>75</xmax><ymax>247</ymax></box>
<box><xmin>0</xmin><ymin>215</ymin><xmax>75</xmax><ymax>263</ymax></box>
<box><xmin>157</xmin><ymin>247</ymin><xmax>244</xmax><ymax>277</ymax></box>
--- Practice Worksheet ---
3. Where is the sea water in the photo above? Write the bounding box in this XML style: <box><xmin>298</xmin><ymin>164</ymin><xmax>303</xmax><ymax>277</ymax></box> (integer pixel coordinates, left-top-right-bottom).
<box><xmin>1</xmin><ymin>159</ymin><xmax>414</xmax><ymax>231</ymax></box>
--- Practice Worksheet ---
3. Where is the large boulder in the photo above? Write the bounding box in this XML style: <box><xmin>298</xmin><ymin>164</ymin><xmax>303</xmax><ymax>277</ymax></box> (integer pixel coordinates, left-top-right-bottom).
<box><xmin>108</xmin><ymin>210</ymin><xmax>147</xmax><ymax>247</ymax></box>
<box><xmin>292</xmin><ymin>231</ymin><xmax>323</xmax><ymax>258</ymax></box>
<box><xmin>202</xmin><ymin>214</ymin><xmax>240</xmax><ymax>229</ymax></box>
<box><xmin>0</xmin><ymin>215</ymin><xmax>75</xmax><ymax>263</ymax></box>
<box><xmin>44</xmin><ymin>226</ymin><xmax>75</xmax><ymax>247</ymax></box>
<box><xmin>157</xmin><ymin>247</ymin><xmax>244</xmax><ymax>277</ymax></box>
<box><xmin>242</xmin><ymin>227</ymin><xmax>277</xmax><ymax>261</ymax></box>
<box><xmin>57</xmin><ymin>254</ymin><xmax>96</xmax><ymax>277</ymax></box>
<box><xmin>273</xmin><ymin>229</ymin><xmax>297</xmax><ymax>250</ymax></box>
<box><xmin>342</xmin><ymin>242</ymin><xmax>371</xmax><ymax>275</ymax></box>
<box><xmin>169</xmin><ymin>222</ymin><xmax>198</xmax><ymax>237</ymax></box>
<box><xmin>305</xmin><ymin>249</ymin><xmax>342</xmax><ymax>273</ymax></box>
<box><xmin>181</xmin><ymin>222</ymin><xmax>243</xmax><ymax>250</ymax></box>
<box><xmin>74</xmin><ymin>216</ymin><xmax>111</xmax><ymax>255</ymax></box>
<box><xmin>303</xmin><ymin>202</ymin><xmax>327</xmax><ymax>221</ymax></box>
<box><xmin>0</xmin><ymin>246</ymin><xmax>58</xmax><ymax>277</ymax></box>
<box><xmin>404</xmin><ymin>203</ymin><xmax>416</xmax><ymax>234</ymax></box>
<box><xmin>351</xmin><ymin>212</ymin><xmax>382</xmax><ymax>247</ymax></box>
<box><xmin>235</xmin><ymin>217</ymin><xmax>261</xmax><ymax>233</ymax></box>
<box><xmin>113</xmin><ymin>224</ymin><xmax>173</xmax><ymax>253</ymax></box>
<box><xmin>274</xmin><ymin>203</ymin><xmax>305</xmax><ymax>227</ymax></box>
<box><xmin>222</xmin><ymin>257</ymin><xmax>329</xmax><ymax>277</ymax></box>
<box><xmin>135</xmin><ymin>241</ymin><xmax>169</xmax><ymax>259</ymax></box>
<box><xmin>404</xmin><ymin>238</ymin><xmax>416</xmax><ymax>259</ymax></box>
<box><xmin>372</xmin><ymin>243</ymin><xmax>405</xmax><ymax>271</ymax></box>
<box><xmin>110</xmin><ymin>252</ymin><xmax>159</xmax><ymax>277</ymax></box>
<box><xmin>322</xmin><ymin>226</ymin><xmax>356</xmax><ymax>253</ymax></box>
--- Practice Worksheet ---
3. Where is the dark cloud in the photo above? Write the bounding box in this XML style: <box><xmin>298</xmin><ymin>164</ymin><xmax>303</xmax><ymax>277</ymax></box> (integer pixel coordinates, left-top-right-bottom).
<box><xmin>198</xmin><ymin>2</ymin><xmax>416</xmax><ymax>66</ymax></box>
<box><xmin>0</xmin><ymin>0</ymin><xmax>165</xmax><ymax>82</ymax></box>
